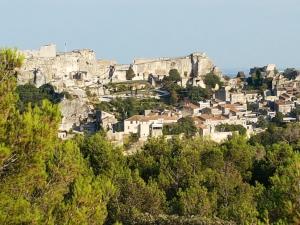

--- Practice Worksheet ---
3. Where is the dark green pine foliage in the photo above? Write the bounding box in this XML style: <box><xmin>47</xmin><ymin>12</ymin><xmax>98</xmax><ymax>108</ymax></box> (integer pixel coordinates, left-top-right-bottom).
<box><xmin>16</xmin><ymin>83</ymin><xmax>64</xmax><ymax>112</ymax></box>
<box><xmin>0</xmin><ymin>48</ymin><xmax>114</xmax><ymax>225</ymax></box>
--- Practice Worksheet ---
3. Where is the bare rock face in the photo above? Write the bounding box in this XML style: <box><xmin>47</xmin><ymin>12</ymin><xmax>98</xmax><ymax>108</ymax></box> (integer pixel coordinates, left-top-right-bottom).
<box><xmin>127</xmin><ymin>52</ymin><xmax>221</xmax><ymax>84</ymax></box>
<box><xmin>59</xmin><ymin>98</ymin><xmax>91</xmax><ymax>132</ymax></box>
<box><xmin>19</xmin><ymin>45</ymin><xmax>112</xmax><ymax>90</ymax></box>
<box><xmin>18</xmin><ymin>45</ymin><xmax>222</xmax><ymax>91</ymax></box>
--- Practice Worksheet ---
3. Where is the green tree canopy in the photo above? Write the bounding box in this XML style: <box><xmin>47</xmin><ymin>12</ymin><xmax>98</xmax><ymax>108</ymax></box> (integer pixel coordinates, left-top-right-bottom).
<box><xmin>215</xmin><ymin>124</ymin><xmax>247</xmax><ymax>135</ymax></box>
<box><xmin>126</xmin><ymin>67</ymin><xmax>135</xmax><ymax>80</ymax></box>
<box><xmin>16</xmin><ymin>83</ymin><xmax>63</xmax><ymax>112</ymax></box>
<box><xmin>204</xmin><ymin>72</ymin><xmax>222</xmax><ymax>88</ymax></box>
<box><xmin>168</xmin><ymin>69</ymin><xmax>181</xmax><ymax>82</ymax></box>
<box><xmin>0</xmin><ymin>48</ymin><xmax>114</xmax><ymax>224</ymax></box>
<box><xmin>163</xmin><ymin>117</ymin><xmax>197</xmax><ymax>137</ymax></box>
<box><xmin>271</xmin><ymin>112</ymin><xmax>284</xmax><ymax>125</ymax></box>
<box><xmin>186</xmin><ymin>85</ymin><xmax>210</xmax><ymax>102</ymax></box>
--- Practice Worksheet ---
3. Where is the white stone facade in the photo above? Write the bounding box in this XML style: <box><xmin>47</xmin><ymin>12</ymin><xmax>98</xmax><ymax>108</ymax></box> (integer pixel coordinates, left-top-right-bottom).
<box><xmin>124</xmin><ymin>113</ymin><xmax>179</xmax><ymax>139</ymax></box>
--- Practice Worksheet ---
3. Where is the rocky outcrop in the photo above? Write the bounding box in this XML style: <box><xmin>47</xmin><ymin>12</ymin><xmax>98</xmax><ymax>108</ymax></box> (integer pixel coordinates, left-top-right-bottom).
<box><xmin>18</xmin><ymin>45</ymin><xmax>222</xmax><ymax>137</ymax></box>
<box><xmin>18</xmin><ymin>45</ymin><xmax>222</xmax><ymax>92</ymax></box>
<box><xmin>19</xmin><ymin>44</ymin><xmax>112</xmax><ymax>91</ymax></box>
<box><xmin>59</xmin><ymin>98</ymin><xmax>90</xmax><ymax>131</ymax></box>
<box><xmin>59</xmin><ymin>98</ymin><xmax>98</xmax><ymax>134</ymax></box>
<box><xmin>134</xmin><ymin>52</ymin><xmax>221</xmax><ymax>82</ymax></box>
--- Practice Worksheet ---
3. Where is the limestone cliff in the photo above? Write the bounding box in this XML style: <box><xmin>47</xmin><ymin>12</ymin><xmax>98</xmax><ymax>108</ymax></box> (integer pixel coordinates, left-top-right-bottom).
<box><xmin>18</xmin><ymin>45</ymin><xmax>222</xmax><ymax>136</ymax></box>
<box><xmin>18</xmin><ymin>44</ymin><xmax>222</xmax><ymax>91</ymax></box>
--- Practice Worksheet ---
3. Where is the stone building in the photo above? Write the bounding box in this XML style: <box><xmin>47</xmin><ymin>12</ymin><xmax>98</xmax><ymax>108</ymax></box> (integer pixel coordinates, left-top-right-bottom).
<box><xmin>191</xmin><ymin>113</ymin><xmax>248</xmax><ymax>142</ymax></box>
<box><xmin>181</xmin><ymin>102</ymin><xmax>201</xmax><ymax>117</ymax></box>
<box><xmin>124</xmin><ymin>111</ymin><xmax>180</xmax><ymax>140</ymax></box>
<box><xmin>215</xmin><ymin>87</ymin><xmax>246</xmax><ymax>104</ymax></box>
<box><xmin>274</xmin><ymin>100</ymin><xmax>295</xmax><ymax>114</ymax></box>
<box><xmin>99</xmin><ymin>111</ymin><xmax>118</xmax><ymax>132</ymax></box>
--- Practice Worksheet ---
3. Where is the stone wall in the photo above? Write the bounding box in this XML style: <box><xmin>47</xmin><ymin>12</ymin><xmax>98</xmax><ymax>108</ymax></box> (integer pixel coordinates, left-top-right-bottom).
<box><xmin>129</xmin><ymin>52</ymin><xmax>220</xmax><ymax>83</ymax></box>
<box><xmin>22</xmin><ymin>44</ymin><xmax>57</xmax><ymax>58</ymax></box>
<box><xmin>19</xmin><ymin>46</ymin><xmax>113</xmax><ymax>90</ymax></box>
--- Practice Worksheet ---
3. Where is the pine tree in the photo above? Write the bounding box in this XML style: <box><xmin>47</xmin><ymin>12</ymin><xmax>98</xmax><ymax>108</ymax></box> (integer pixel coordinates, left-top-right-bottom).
<box><xmin>0</xmin><ymin>48</ymin><xmax>114</xmax><ymax>224</ymax></box>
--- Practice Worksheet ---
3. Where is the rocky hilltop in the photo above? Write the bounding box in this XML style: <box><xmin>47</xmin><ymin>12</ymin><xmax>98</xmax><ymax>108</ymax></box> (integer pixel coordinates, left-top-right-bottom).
<box><xmin>19</xmin><ymin>44</ymin><xmax>222</xmax><ymax>93</ymax></box>
<box><xmin>18</xmin><ymin>44</ymin><xmax>222</xmax><ymax>137</ymax></box>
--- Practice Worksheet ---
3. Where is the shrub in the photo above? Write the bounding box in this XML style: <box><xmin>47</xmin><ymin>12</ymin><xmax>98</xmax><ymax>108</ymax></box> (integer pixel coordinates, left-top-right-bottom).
<box><xmin>126</xmin><ymin>67</ymin><xmax>135</xmax><ymax>80</ymax></box>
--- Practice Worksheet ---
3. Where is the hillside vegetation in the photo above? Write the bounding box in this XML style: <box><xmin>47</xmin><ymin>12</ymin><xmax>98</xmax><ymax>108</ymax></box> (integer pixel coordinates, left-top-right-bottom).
<box><xmin>0</xmin><ymin>49</ymin><xmax>299</xmax><ymax>225</ymax></box>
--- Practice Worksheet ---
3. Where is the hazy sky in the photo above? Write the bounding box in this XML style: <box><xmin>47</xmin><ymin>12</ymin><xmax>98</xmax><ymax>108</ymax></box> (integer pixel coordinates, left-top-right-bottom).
<box><xmin>1</xmin><ymin>0</ymin><xmax>299</xmax><ymax>72</ymax></box>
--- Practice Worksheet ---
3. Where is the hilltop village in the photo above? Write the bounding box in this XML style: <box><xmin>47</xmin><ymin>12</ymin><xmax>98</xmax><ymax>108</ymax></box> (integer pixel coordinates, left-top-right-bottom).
<box><xmin>18</xmin><ymin>44</ymin><xmax>300</xmax><ymax>148</ymax></box>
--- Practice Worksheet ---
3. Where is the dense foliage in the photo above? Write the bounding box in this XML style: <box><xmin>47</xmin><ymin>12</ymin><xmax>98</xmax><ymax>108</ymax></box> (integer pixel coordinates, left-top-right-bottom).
<box><xmin>0</xmin><ymin>48</ymin><xmax>115</xmax><ymax>225</ymax></box>
<box><xmin>204</xmin><ymin>72</ymin><xmax>223</xmax><ymax>88</ymax></box>
<box><xmin>215</xmin><ymin>124</ymin><xmax>247</xmax><ymax>135</ymax></box>
<box><xmin>163</xmin><ymin>117</ymin><xmax>197</xmax><ymax>137</ymax></box>
<box><xmin>0</xmin><ymin>48</ymin><xmax>300</xmax><ymax>225</ymax></box>
<box><xmin>186</xmin><ymin>85</ymin><xmax>210</xmax><ymax>102</ymax></box>
<box><xmin>16</xmin><ymin>83</ymin><xmax>64</xmax><ymax>111</ymax></box>
<box><xmin>291</xmin><ymin>105</ymin><xmax>300</xmax><ymax>118</ymax></box>
<box><xmin>246</xmin><ymin>70</ymin><xmax>273</xmax><ymax>91</ymax></box>
<box><xmin>161</xmin><ymin>70</ymin><xmax>221</xmax><ymax>105</ymax></box>
<box><xmin>126</xmin><ymin>67</ymin><xmax>135</xmax><ymax>80</ymax></box>
<box><xmin>165</xmin><ymin>69</ymin><xmax>181</xmax><ymax>83</ymax></box>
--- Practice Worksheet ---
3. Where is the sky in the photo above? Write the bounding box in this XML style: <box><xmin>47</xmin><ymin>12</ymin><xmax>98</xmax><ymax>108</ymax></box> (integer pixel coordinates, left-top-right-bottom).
<box><xmin>0</xmin><ymin>0</ymin><xmax>299</xmax><ymax>73</ymax></box>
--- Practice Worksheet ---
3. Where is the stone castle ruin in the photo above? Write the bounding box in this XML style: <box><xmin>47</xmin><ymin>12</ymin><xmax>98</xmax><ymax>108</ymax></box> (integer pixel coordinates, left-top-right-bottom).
<box><xmin>19</xmin><ymin>44</ymin><xmax>222</xmax><ymax>94</ymax></box>
<box><xmin>17</xmin><ymin>44</ymin><xmax>222</xmax><ymax>138</ymax></box>
<box><xmin>19</xmin><ymin>44</ymin><xmax>114</xmax><ymax>95</ymax></box>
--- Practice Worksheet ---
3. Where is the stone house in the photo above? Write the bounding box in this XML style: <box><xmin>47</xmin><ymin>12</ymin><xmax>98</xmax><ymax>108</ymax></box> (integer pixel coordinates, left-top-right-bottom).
<box><xmin>245</xmin><ymin>91</ymin><xmax>260</xmax><ymax>103</ymax></box>
<box><xmin>274</xmin><ymin>87</ymin><xmax>287</xmax><ymax>97</ymax></box>
<box><xmin>192</xmin><ymin>114</ymin><xmax>245</xmax><ymax>142</ymax></box>
<box><xmin>230</xmin><ymin>92</ymin><xmax>246</xmax><ymax>104</ymax></box>
<box><xmin>279</xmin><ymin>93</ymin><xmax>293</xmax><ymax>101</ymax></box>
<box><xmin>219</xmin><ymin>103</ymin><xmax>246</xmax><ymax>118</ymax></box>
<box><xmin>99</xmin><ymin>111</ymin><xmax>118</xmax><ymax>132</ymax></box>
<box><xmin>181</xmin><ymin>102</ymin><xmax>201</xmax><ymax>117</ymax></box>
<box><xmin>198</xmin><ymin>100</ymin><xmax>211</xmax><ymax>110</ymax></box>
<box><xmin>274</xmin><ymin>100</ymin><xmax>295</xmax><ymax>114</ymax></box>
<box><xmin>214</xmin><ymin>86</ymin><xmax>231</xmax><ymax>102</ymax></box>
<box><xmin>124</xmin><ymin>112</ymin><xmax>180</xmax><ymax>139</ymax></box>
<box><xmin>215</xmin><ymin>87</ymin><xmax>248</xmax><ymax>104</ymax></box>
<box><xmin>194</xmin><ymin>113</ymin><xmax>247</xmax><ymax>135</ymax></box>
<box><xmin>201</xmin><ymin>107</ymin><xmax>222</xmax><ymax>115</ymax></box>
